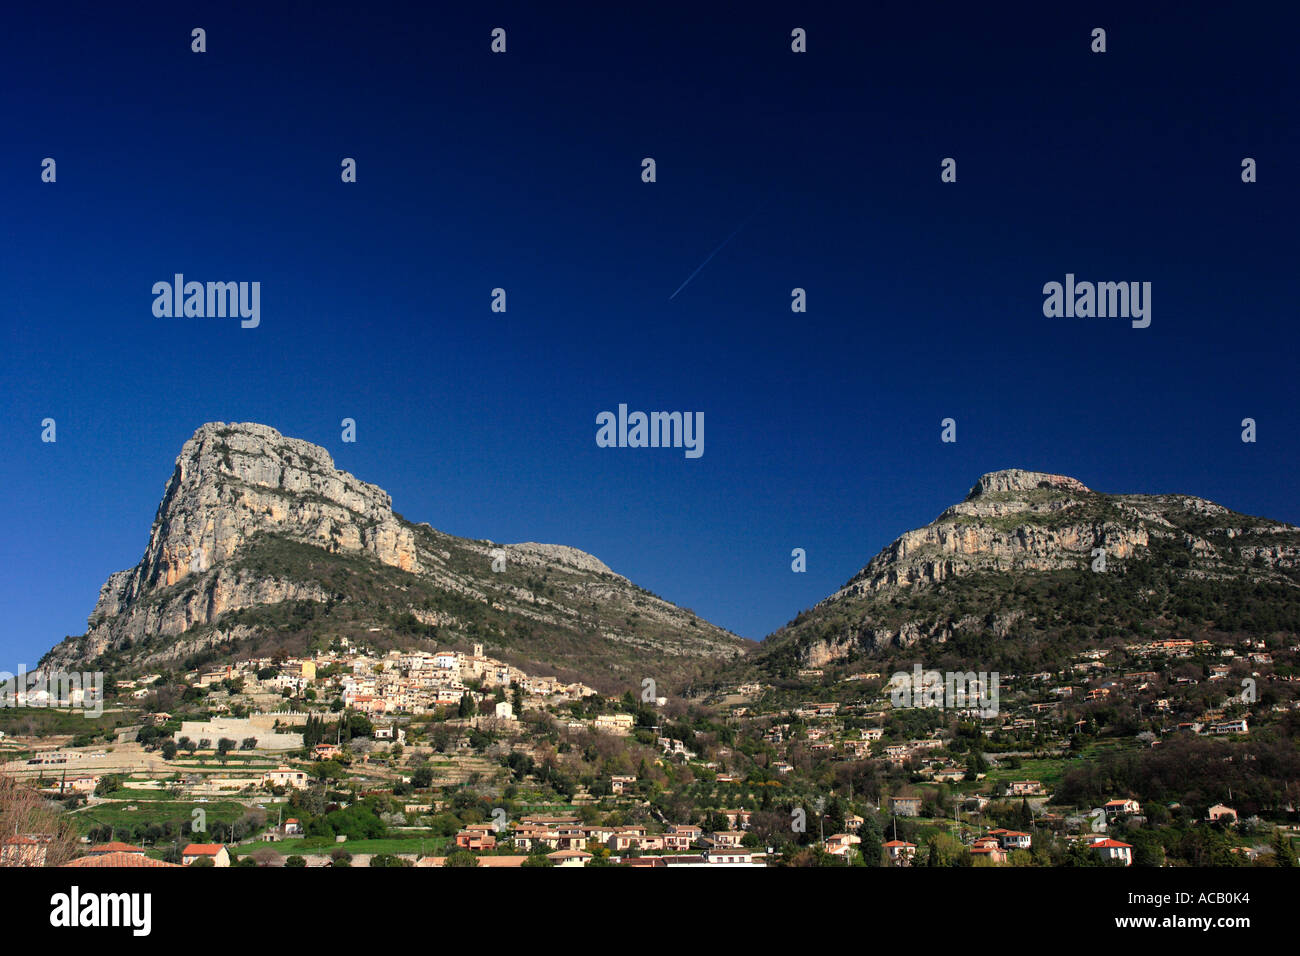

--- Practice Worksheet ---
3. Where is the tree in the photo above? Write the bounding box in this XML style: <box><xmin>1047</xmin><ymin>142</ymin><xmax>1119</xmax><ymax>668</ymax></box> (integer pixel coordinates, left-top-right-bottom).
<box><xmin>1130</xmin><ymin>831</ymin><xmax>1166</xmax><ymax>867</ymax></box>
<box><xmin>410</xmin><ymin>764</ymin><xmax>434</xmax><ymax>789</ymax></box>
<box><xmin>1017</xmin><ymin>798</ymin><xmax>1033</xmax><ymax>831</ymax></box>
<box><xmin>444</xmin><ymin>850</ymin><xmax>480</xmax><ymax>867</ymax></box>
<box><xmin>0</xmin><ymin>773</ymin><xmax>79</xmax><ymax>867</ymax></box>
<box><xmin>506</xmin><ymin>751</ymin><xmax>534</xmax><ymax>782</ymax></box>
<box><xmin>1272</xmin><ymin>831</ymin><xmax>1296</xmax><ymax>867</ymax></box>
<box><xmin>1061</xmin><ymin>841</ymin><xmax>1101</xmax><ymax>867</ymax></box>
<box><xmin>923</xmin><ymin>833</ymin><xmax>964</xmax><ymax>867</ymax></box>
<box><xmin>857</xmin><ymin>813</ymin><xmax>883</xmax><ymax>867</ymax></box>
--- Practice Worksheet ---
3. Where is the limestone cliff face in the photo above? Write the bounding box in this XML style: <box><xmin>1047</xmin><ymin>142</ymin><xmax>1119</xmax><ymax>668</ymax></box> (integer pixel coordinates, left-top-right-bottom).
<box><xmin>49</xmin><ymin>423</ymin><xmax>747</xmax><ymax>683</ymax></box>
<box><xmin>91</xmin><ymin>422</ymin><xmax>418</xmax><ymax>625</ymax></box>
<box><xmin>827</xmin><ymin>471</ymin><xmax>1149</xmax><ymax>601</ymax></box>
<box><xmin>763</xmin><ymin>468</ymin><xmax>1300</xmax><ymax>669</ymax></box>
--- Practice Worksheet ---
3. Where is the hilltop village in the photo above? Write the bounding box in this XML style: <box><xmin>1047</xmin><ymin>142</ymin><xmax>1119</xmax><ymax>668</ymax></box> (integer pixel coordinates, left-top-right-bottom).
<box><xmin>2</xmin><ymin>631</ymin><xmax>1298</xmax><ymax>868</ymax></box>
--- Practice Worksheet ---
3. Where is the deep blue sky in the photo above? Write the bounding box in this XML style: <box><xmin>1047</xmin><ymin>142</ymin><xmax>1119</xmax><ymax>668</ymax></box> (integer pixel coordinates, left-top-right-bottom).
<box><xmin>2</xmin><ymin>2</ymin><xmax>1296</xmax><ymax>670</ymax></box>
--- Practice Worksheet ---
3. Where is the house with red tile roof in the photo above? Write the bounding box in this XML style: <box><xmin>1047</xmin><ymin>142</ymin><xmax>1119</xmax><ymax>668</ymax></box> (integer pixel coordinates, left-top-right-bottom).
<box><xmin>883</xmin><ymin>839</ymin><xmax>916</xmax><ymax>864</ymax></box>
<box><xmin>970</xmin><ymin>837</ymin><xmax>1007</xmax><ymax>864</ymax></box>
<box><xmin>1104</xmin><ymin>798</ymin><xmax>1141</xmax><ymax>817</ymax></box>
<box><xmin>987</xmin><ymin>829</ymin><xmax>1032</xmax><ymax>850</ymax></box>
<box><xmin>182</xmin><ymin>843</ymin><xmax>230</xmax><ymax>867</ymax></box>
<box><xmin>87</xmin><ymin>842</ymin><xmax>145</xmax><ymax>856</ymax></box>
<box><xmin>664</xmin><ymin>825</ymin><xmax>701</xmax><ymax>851</ymax></box>
<box><xmin>1089</xmin><ymin>837</ymin><xmax>1133</xmax><ymax>866</ymax></box>
<box><xmin>824</xmin><ymin>833</ymin><xmax>861</xmax><ymax>857</ymax></box>
<box><xmin>454</xmin><ymin>826</ymin><xmax>497</xmax><ymax>851</ymax></box>
<box><xmin>65</xmin><ymin>852</ymin><xmax>180</xmax><ymax>868</ymax></box>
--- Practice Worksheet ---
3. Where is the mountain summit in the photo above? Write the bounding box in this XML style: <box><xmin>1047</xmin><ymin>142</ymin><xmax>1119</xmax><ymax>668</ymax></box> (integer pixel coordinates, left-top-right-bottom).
<box><xmin>756</xmin><ymin>468</ymin><xmax>1300</xmax><ymax>673</ymax></box>
<box><xmin>44</xmin><ymin>423</ymin><xmax>747</xmax><ymax>690</ymax></box>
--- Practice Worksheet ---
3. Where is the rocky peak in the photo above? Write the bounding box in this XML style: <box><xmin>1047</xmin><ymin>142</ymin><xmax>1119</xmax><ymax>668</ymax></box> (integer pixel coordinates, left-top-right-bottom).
<box><xmin>966</xmin><ymin>469</ymin><xmax>1090</xmax><ymax>499</ymax></box>
<box><xmin>51</xmin><ymin>422</ymin><xmax>747</xmax><ymax>684</ymax></box>
<box><xmin>93</xmin><ymin>422</ymin><xmax>418</xmax><ymax>622</ymax></box>
<box><xmin>762</xmin><ymin>469</ymin><xmax>1299</xmax><ymax>671</ymax></box>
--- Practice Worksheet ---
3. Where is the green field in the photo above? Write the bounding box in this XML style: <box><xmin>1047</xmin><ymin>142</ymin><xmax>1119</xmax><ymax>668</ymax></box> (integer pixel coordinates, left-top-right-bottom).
<box><xmin>104</xmin><ymin>785</ymin><xmax>277</xmax><ymax>802</ymax></box>
<box><xmin>0</xmin><ymin>708</ymin><xmax>136</xmax><ymax>736</ymax></box>
<box><xmin>72</xmin><ymin>799</ymin><xmax>254</xmax><ymax>836</ymax></box>
<box><xmin>102</xmin><ymin>787</ymin><xmax>193</xmax><ymax>801</ymax></box>
<box><xmin>982</xmin><ymin>757</ymin><xmax>1075</xmax><ymax>789</ymax></box>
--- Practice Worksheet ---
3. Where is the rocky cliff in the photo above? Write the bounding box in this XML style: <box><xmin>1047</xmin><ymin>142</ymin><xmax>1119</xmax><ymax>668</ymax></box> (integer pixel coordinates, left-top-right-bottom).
<box><xmin>45</xmin><ymin>423</ymin><xmax>748</xmax><ymax>691</ymax></box>
<box><xmin>755</xmin><ymin>468</ymin><xmax>1300</xmax><ymax>673</ymax></box>
<box><xmin>90</xmin><ymin>423</ymin><xmax>418</xmax><ymax>622</ymax></box>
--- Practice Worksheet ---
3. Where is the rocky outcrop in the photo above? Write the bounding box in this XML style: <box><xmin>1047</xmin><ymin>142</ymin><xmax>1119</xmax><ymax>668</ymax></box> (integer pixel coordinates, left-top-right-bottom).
<box><xmin>827</xmin><ymin>470</ymin><xmax>1153</xmax><ymax>602</ymax></box>
<box><xmin>763</xmin><ymin>468</ymin><xmax>1300</xmax><ymax>668</ymax></box>
<box><xmin>48</xmin><ymin>422</ymin><xmax>748</xmax><ymax>683</ymax></box>
<box><xmin>92</xmin><ymin>423</ymin><xmax>418</xmax><ymax>627</ymax></box>
<box><xmin>966</xmin><ymin>469</ymin><xmax>1089</xmax><ymax>498</ymax></box>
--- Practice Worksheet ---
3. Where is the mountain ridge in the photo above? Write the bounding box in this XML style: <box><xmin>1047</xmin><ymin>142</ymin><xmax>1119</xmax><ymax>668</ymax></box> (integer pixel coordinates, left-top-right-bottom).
<box><xmin>43</xmin><ymin>422</ymin><xmax>748</xmax><ymax>692</ymax></box>
<box><xmin>753</xmin><ymin>467</ymin><xmax>1300</xmax><ymax>676</ymax></box>
<box><xmin>42</xmin><ymin>434</ymin><xmax>1300</xmax><ymax>691</ymax></box>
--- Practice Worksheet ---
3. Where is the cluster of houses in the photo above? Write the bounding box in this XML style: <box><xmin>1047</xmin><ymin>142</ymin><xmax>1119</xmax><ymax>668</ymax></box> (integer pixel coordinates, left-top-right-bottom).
<box><xmin>0</xmin><ymin>838</ymin><xmax>228</xmax><ymax>869</ymax></box>
<box><xmin>334</xmin><ymin>645</ymin><xmax>592</xmax><ymax>717</ymax></box>
<box><xmin>707</xmin><ymin>635</ymin><xmax>1295</xmax><ymax>838</ymax></box>
<box><xmin>446</xmin><ymin>812</ymin><xmax>765</xmax><ymax>865</ymax></box>
<box><xmin>181</xmin><ymin>642</ymin><xmax>599</xmax><ymax>721</ymax></box>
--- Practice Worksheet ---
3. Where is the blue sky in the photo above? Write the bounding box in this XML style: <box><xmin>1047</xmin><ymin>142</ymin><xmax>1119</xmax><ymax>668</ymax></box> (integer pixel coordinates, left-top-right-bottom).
<box><xmin>2</xmin><ymin>2</ymin><xmax>1296</xmax><ymax>669</ymax></box>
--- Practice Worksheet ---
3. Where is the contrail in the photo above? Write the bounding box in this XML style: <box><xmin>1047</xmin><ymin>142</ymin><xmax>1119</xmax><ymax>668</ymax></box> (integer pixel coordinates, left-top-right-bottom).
<box><xmin>669</xmin><ymin>211</ymin><xmax>758</xmax><ymax>300</ymax></box>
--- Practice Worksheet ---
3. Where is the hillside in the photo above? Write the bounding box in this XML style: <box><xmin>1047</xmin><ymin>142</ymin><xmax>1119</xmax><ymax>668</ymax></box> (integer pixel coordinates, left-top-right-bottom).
<box><xmin>753</xmin><ymin>468</ymin><xmax>1300</xmax><ymax>677</ymax></box>
<box><xmin>41</xmin><ymin>423</ymin><xmax>748</xmax><ymax>692</ymax></box>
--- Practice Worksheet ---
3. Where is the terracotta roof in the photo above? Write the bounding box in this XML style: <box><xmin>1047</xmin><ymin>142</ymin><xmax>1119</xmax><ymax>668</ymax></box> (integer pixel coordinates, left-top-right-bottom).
<box><xmin>182</xmin><ymin>843</ymin><xmax>225</xmax><ymax>856</ymax></box>
<box><xmin>89</xmin><ymin>842</ymin><xmax>144</xmax><ymax>854</ymax></box>
<box><xmin>415</xmin><ymin>855</ymin><xmax>529</xmax><ymax>867</ymax></box>
<box><xmin>65</xmin><ymin>852</ymin><xmax>180</xmax><ymax>868</ymax></box>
